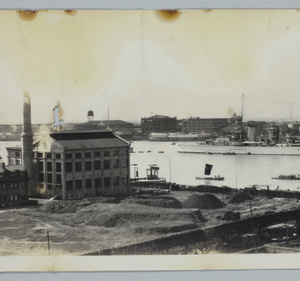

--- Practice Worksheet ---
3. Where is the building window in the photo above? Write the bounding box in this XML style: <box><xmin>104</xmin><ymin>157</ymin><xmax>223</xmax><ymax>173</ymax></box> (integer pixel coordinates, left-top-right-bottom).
<box><xmin>56</xmin><ymin>162</ymin><xmax>62</xmax><ymax>173</ymax></box>
<box><xmin>56</xmin><ymin>174</ymin><xmax>62</xmax><ymax>184</ymax></box>
<box><xmin>85</xmin><ymin>152</ymin><xmax>91</xmax><ymax>158</ymax></box>
<box><xmin>39</xmin><ymin>173</ymin><xmax>44</xmax><ymax>182</ymax></box>
<box><xmin>66</xmin><ymin>181</ymin><xmax>73</xmax><ymax>190</ymax></box>
<box><xmin>104</xmin><ymin>177</ymin><xmax>111</xmax><ymax>187</ymax></box>
<box><xmin>113</xmin><ymin>159</ymin><xmax>119</xmax><ymax>169</ymax></box>
<box><xmin>94</xmin><ymin>151</ymin><xmax>101</xmax><ymax>157</ymax></box>
<box><xmin>121</xmin><ymin>158</ymin><xmax>127</xmax><ymax>168</ymax></box>
<box><xmin>85</xmin><ymin>161</ymin><xmax>91</xmax><ymax>171</ymax></box>
<box><xmin>85</xmin><ymin>179</ymin><xmax>92</xmax><ymax>188</ymax></box>
<box><xmin>75</xmin><ymin>162</ymin><xmax>82</xmax><ymax>172</ymax></box>
<box><xmin>66</xmin><ymin>153</ymin><xmax>72</xmax><ymax>159</ymax></box>
<box><xmin>15</xmin><ymin>151</ymin><xmax>21</xmax><ymax>157</ymax></box>
<box><xmin>48</xmin><ymin>184</ymin><xmax>53</xmax><ymax>190</ymax></box>
<box><xmin>113</xmin><ymin>150</ymin><xmax>119</xmax><ymax>156</ymax></box>
<box><xmin>46</xmin><ymin>153</ymin><xmax>52</xmax><ymax>159</ymax></box>
<box><xmin>94</xmin><ymin>160</ymin><xmax>101</xmax><ymax>170</ymax></box>
<box><xmin>104</xmin><ymin>151</ymin><xmax>110</xmax><ymax>157</ymax></box>
<box><xmin>47</xmin><ymin>173</ymin><xmax>52</xmax><ymax>183</ymax></box>
<box><xmin>39</xmin><ymin>161</ymin><xmax>44</xmax><ymax>171</ymax></box>
<box><xmin>16</xmin><ymin>159</ymin><xmax>21</xmax><ymax>165</ymax></box>
<box><xmin>104</xmin><ymin>160</ymin><xmax>110</xmax><ymax>170</ymax></box>
<box><xmin>113</xmin><ymin>176</ymin><xmax>120</xmax><ymax>186</ymax></box>
<box><xmin>95</xmin><ymin>178</ymin><xmax>101</xmax><ymax>188</ymax></box>
<box><xmin>76</xmin><ymin>180</ymin><xmax>82</xmax><ymax>189</ymax></box>
<box><xmin>75</xmin><ymin>153</ymin><xmax>81</xmax><ymax>159</ymax></box>
<box><xmin>122</xmin><ymin>177</ymin><xmax>128</xmax><ymax>185</ymax></box>
<box><xmin>55</xmin><ymin>153</ymin><xmax>61</xmax><ymax>159</ymax></box>
<box><xmin>66</xmin><ymin>162</ymin><xmax>72</xmax><ymax>173</ymax></box>
<box><xmin>37</xmin><ymin>152</ymin><xmax>43</xmax><ymax>158</ymax></box>
<box><xmin>47</xmin><ymin>162</ymin><xmax>52</xmax><ymax>172</ymax></box>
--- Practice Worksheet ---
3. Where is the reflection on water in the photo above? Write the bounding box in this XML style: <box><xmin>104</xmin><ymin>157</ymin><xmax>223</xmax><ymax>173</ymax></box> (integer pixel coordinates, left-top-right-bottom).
<box><xmin>130</xmin><ymin>141</ymin><xmax>300</xmax><ymax>191</ymax></box>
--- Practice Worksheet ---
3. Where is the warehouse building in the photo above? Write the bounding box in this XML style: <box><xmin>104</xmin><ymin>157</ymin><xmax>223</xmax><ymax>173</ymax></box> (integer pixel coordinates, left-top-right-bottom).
<box><xmin>8</xmin><ymin>130</ymin><xmax>131</xmax><ymax>200</ymax></box>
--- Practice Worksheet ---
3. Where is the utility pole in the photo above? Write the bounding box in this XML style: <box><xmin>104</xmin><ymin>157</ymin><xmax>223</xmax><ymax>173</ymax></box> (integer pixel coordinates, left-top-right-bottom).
<box><xmin>250</xmin><ymin>202</ymin><xmax>257</xmax><ymax>253</ymax></box>
<box><xmin>47</xmin><ymin>231</ymin><xmax>50</xmax><ymax>255</ymax></box>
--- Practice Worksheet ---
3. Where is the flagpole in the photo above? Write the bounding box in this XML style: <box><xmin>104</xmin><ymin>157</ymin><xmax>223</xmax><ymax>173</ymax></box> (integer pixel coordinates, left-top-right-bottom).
<box><xmin>169</xmin><ymin>158</ymin><xmax>172</xmax><ymax>183</ymax></box>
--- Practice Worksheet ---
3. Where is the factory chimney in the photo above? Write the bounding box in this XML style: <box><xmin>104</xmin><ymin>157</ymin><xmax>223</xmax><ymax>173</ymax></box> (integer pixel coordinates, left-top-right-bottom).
<box><xmin>21</xmin><ymin>92</ymin><xmax>34</xmax><ymax>196</ymax></box>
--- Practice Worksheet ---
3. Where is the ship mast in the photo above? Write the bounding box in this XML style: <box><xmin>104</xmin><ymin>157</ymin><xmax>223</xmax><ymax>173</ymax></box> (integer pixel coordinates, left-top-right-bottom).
<box><xmin>241</xmin><ymin>94</ymin><xmax>245</xmax><ymax>121</ymax></box>
<box><xmin>238</xmin><ymin>94</ymin><xmax>245</xmax><ymax>141</ymax></box>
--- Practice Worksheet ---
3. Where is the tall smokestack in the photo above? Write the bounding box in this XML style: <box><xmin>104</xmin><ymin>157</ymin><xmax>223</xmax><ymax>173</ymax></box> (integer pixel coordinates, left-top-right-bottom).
<box><xmin>22</xmin><ymin>92</ymin><xmax>34</xmax><ymax>196</ymax></box>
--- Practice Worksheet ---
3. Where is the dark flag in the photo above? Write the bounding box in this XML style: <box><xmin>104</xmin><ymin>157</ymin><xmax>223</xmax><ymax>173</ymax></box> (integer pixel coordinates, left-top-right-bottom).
<box><xmin>204</xmin><ymin>164</ymin><xmax>213</xmax><ymax>175</ymax></box>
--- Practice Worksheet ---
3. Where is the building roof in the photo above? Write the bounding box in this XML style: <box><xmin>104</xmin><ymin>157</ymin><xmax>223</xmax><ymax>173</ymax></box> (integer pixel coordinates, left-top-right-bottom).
<box><xmin>55</xmin><ymin>138</ymin><xmax>128</xmax><ymax>150</ymax></box>
<box><xmin>49</xmin><ymin>130</ymin><xmax>129</xmax><ymax>150</ymax></box>
<box><xmin>4</xmin><ymin>165</ymin><xmax>27</xmax><ymax>172</ymax></box>
<box><xmin>82</xmin><ymin>120</ymin><xmax>134</xmax><ymax>127</ymax></box>
<box><xmin>145</xmin><ymin>115</ymin><xmax>175</xmax><ymax>119</ymax></box>
<box><xmin>6</xmin><ymin>146</ymin><xmax>22</xmax><ymax>150</ymax></box>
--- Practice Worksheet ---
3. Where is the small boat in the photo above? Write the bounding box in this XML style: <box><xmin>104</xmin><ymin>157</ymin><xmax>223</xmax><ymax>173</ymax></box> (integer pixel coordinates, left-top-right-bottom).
<box><xmin>272</xmin><ymin>174</ymin><xmax>300</xmax><ymax>180</ymax></box>
<box><xmin>195</xmin><ymin>163</ymin><xmax>224</xmax><ymax>181</ymax></box>
<box><xmin>158</xmin><ymin>151</ymin><xmax>164</xmax><ymax>153</ymax></box>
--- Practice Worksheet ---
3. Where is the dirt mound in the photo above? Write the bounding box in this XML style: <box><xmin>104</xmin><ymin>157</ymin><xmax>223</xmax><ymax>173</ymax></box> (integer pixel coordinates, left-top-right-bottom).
<box><xmin>38</xmin><ymin>201</ymin><xmax>71</xmax><ymax>213</ymax></box>
<box><xmin>229</xmin><ymin>191</ymin><xmax>252</xmax><ymax>204</ymax></box>
<box><xmin>122</xmin><ymin>195</ymin><xmax>182</xmax><ymax>209</ymax></box>
<box><xmin>38</xmin><ymin>197</ymin><xmax>119</xmax><ymax>214</ymax></box>
<box><xmin>68</xmin><ymin>203</ymin><xmax>206</xmax><ymax>230</ymax></box>
<box><xmin>222</xmin><ymin>211</ymin><xmax>241</xmax><ymax>221</ymax></box>
<box><xmin>182</xmin><ymin>194</ymin><xmax>225</xmax><ymax>209</ymax></box>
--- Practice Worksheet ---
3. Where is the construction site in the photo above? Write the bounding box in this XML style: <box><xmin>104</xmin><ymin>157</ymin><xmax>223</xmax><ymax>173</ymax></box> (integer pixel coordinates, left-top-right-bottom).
<box><xmin>0</xmin><ymin>184</ymin><xmax>300</xmax><ymax>256</ymax></box>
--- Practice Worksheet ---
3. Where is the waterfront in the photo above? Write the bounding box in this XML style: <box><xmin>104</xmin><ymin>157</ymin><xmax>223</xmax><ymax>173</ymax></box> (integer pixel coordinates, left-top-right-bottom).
<box><xmin>2</xmin><ymin>140</ymin><xmax>300</xmax><ymax>191</ymax></box>
<box><xmin>130</xmin><ymin>141</ymin><xmax>300</xmax><ymax>191</ymax></box>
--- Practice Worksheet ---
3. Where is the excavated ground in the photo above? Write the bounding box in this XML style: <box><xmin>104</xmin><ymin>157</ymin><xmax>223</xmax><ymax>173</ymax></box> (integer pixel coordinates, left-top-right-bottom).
<box><xmin>0</xmin><ymin>190</ymin><xmax>299</xmax><ymax>256</ymax></box>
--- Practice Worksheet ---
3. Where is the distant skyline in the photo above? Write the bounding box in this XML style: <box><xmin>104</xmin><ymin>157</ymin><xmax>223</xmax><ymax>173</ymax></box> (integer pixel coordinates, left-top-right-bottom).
<box><xmin>1</xmin><ymin>10</ymin><xmax>300</xmax><ymax>124</ymax></box>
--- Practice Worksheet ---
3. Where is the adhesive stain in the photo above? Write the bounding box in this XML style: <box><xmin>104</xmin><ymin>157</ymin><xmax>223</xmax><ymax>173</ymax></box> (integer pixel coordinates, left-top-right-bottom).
<box><xmin>227</xmin><ymin>107</ymin><xmax>234</xmax><ymax>117</ymax></box>
<box><xmin>64</xmin><ymin>10</ymin><xmax>77</xmax><ymax>16</ymax></box>
<box><xmin>203</xmin><ymin>9</ymin><xmax>213</xmax><ymax>14</ymax></box>
<box><xmin>156</xmin><ymin>10</ymin><xmax>180</xmax><ymax>22</ymax></box>
<box><xmin>17</xmin><ymin>10</ymin><xmax>38</xmax><ymax>21</ymax></box>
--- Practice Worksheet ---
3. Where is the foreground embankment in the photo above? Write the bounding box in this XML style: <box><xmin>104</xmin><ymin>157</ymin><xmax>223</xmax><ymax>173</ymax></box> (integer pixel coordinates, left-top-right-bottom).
<box><xmin>84</xmin><ymin>207</ymin><xmax>300</xmax><ymax>255</ymax></box>
<box><xmin>0</xmin><ymin>187</ymin><xmax>299</xmax><ymax>255</ymax></box>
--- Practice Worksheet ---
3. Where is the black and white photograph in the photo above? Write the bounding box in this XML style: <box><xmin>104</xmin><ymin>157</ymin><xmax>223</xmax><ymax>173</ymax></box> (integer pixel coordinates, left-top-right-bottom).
<box><xmin>2</xmin><ymin>8</ymin><xmax>300</xmax><ymax>271</ymax></box>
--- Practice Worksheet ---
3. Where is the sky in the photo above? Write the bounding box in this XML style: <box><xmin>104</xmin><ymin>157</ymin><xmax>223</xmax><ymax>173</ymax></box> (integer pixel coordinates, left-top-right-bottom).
<box><xmin>1</xmin><ymin>9</ymin><xmax>300</xmax><ymax>124</ymax></box>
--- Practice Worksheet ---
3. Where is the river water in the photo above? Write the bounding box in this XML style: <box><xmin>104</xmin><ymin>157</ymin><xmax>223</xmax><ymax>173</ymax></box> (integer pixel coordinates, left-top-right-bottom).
<box><xmin>1</xmin><ymin>140</ymin><xmax>300</xmax><ymax>191</ymax></box>
<box><xmin>130</xmin><ymin>141</ymin><xmax>300</xmax><ymax>191</ymax></box>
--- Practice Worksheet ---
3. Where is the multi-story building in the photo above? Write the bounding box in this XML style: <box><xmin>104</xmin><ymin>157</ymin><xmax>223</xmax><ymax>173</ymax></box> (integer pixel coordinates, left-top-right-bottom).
<box><xmin>7</xmin><ymin>129</ymin><xmax>131</xmax><ymax>200</ymax></box>
<box><xmin>6</xmin><ymin>146</ymin><xmax>22</xmax><ymax>165</ymax></box>
<box><xmin>183</xmin><ymin>118</ymin><xmax>229</xmax><ymax>135</ymax></box>
<box><xmin>141</xmin><ymin>115</ymin><xmax>177</xmax><ymax>134</ymax></box>
<box><xmin>0</xmin><ymin>162</ymin><xmax>28</xmax><ymax>205</ymax></box>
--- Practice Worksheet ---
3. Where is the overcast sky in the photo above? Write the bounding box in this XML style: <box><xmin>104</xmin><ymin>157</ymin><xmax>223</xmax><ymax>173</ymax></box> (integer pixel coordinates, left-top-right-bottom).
<box><xmin>1</xmin><ymin>9</ymin><xmax>300</xmax><ymax>124</ymax></box>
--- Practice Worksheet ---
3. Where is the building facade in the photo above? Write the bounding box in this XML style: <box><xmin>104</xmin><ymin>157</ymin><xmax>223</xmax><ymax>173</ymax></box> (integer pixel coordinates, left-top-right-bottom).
<box><xmin>7</xmin><ymin>130</ymin><xmax>131</xmax><ymax>200</ymax></box>
<box><xmin>141</xmin><ymin>115</ymin><xmax>177</xmax><ymax>134</ymax></box>
<box><xmin>183</xmin><ymin>118</ymin><xmax>229</xmax><ymax>135</ymax></box>
<box><xmin>0</xmin><ymin>163</ymin><xmax>28</xmax><ymax>205</ymax></box>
